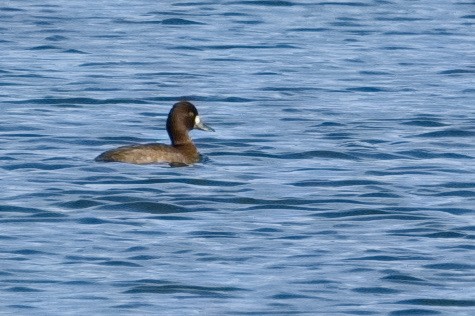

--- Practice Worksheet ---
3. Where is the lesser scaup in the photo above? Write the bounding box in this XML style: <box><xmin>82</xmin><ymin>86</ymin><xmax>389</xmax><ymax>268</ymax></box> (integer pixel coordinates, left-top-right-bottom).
<box><xmin>95</xmin><ymin>101</ymin><xmax>214</xmax><ymax>165</ymax></box>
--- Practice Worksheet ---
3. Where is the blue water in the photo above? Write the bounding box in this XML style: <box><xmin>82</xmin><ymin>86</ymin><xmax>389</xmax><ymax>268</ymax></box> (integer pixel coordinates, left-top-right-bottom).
<box><xmin>1</xmin><ymin>0</ymin><xmax>474</xmax><ymax>315</ymax></box>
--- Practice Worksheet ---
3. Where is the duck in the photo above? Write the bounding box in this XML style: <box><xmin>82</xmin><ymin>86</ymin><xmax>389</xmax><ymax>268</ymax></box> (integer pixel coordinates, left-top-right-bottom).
<box><xmin>95</xmin><ymin>101</ymin><xmax>214</xmax><ymax>165</ymax></box>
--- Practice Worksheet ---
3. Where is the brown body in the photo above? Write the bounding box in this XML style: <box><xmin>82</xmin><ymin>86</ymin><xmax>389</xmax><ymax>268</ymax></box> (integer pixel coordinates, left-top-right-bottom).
<box><xmin>95</xmin><ymin>143</ymin><xmax>200</xmax><ymax>165</ymax></box>
<box><xmin>95</xmin><ymin>101</ymin><xmax>214</xmax><ymax>165</ymax></box>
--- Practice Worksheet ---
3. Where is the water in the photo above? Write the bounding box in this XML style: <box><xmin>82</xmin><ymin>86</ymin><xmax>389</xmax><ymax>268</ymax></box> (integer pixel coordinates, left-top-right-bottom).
<box><xmin>1</xmin><ymin>0</ymin><xmax>474</xmax><ymax>315</ymax></box>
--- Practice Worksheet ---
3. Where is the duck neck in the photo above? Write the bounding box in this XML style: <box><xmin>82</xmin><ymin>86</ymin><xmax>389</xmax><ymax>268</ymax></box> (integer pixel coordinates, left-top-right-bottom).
<box><xmin>166</xmin><ymin>111</ymin><xmax>195</xmax><ymax>146</ymax></box>
<box><xmin>167</xmin><ymin>127</ymin><xmax>193</xmax><ymax>146</ymax></box>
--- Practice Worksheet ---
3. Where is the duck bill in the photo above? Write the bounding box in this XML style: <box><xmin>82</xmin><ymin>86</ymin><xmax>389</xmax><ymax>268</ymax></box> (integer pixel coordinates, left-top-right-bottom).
<box><xmin>194</xmin><ymin>116</ymin><xmax>215</xmax><ymax>132</ymax></box>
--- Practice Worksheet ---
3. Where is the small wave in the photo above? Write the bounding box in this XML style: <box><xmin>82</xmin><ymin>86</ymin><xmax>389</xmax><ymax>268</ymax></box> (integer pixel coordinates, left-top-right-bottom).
<box><xmin>98</xmin><ymin>260</ymin><xmax>141</xmax><ymax>267</ymax></box>
<box><xmin>352</xmin><ymin>287</ymin><xmax>400</xmax><ymax>294</ymax></box>
<box><xmin>202</xmin><ymin>44</ymin><xmax>298</xmax><ymax>50</ymax></box>
<box><xmin>438</xmin><ymin>69</ymin><xmax>475</xmax><ymax>75</ymax></box>
<box><xmin>397</xmin><ymin>150</ymin><xmax>472</xmax><ymax>159</ymax></box>
<box><xmin>100</xmin><ymin>201</ymin><xmax>188</xmax><ymax>214</ymax></box>
<box><xmin>434</xmin><ymin>181</ymin><xmax>475</xmax><ymax>189</ymax></box>
<box><xmin>401</xmin><ymin>119</ymin><xmax>447</xmax><ymax>127</ymax></box>
<box><xmin>284</xmin><ymin>150</ymin><xmax>358</xmax><ymax>160</ymax></box>
<box><xmin>415</xmin><ymin>129</ymin><xmax>475</xmax><ymax>138</ymax></box>
<box><xmin>189</xmin><ymin>230</ymin><xmax>238</xmax><ymax>238</ymax></box>
<box><xmin>359</xmin><ymin>70</ymin><xmax>392</xmax><ymax>76</ymax></box>
<box><xmin>123</xmin><ymin>281</ymin><xmax>245</xmax><ymax>297</ymax></box>
<box><xmin>113</xmin><ymin>18</ymin><xmax>204</xmax><ymax>25</ymax></box>
<box><xmin>422</xmin><ymin>231</ymin><xmax>467</xmax><ymax>239</ymax></box>
<box><xmin>231</xmin><ymin>1</ymin><xmax>295</xmax><ymax>6</ymax></box>
<box><xmin>348</xmin><ymin>255</ymin><xmax>411</xmax><ymax>261</ymax></box>
<box><xmin>57</xmin><ymin>199</ymin><xmax>102</xmax><ymax>209</ymax></box>
<box><xmin>63</xmin><ymin>49</ymin><xmax>88</xmax><ymax>54</ymax></box>
<box><xmin>0</xmin><ymin>205</ymin><xmax>46</xmax><ymax>214</ymax></box>
<box><xmin>271</xmin><ymin>292</ymin><xmax>313</xmax><ymax>299</ymax></box>
<box><xmin>77</xmin><ymin>217</ymin><xmax>110</xmax><ymax>225</ymax></box>
<box><xmin>4</xmin><ymin>163</ymin><xmax>72</xmax><ymax>171</ymax></box>
<box><xmin>6</xmin><ymin>287</ymin><xmax>42</xmax><ymax>293</ymax></box>
<box><xmin>424</xmin><ymin>263</ymin><xmax>474</xmax><ymax>270</ymax></box>
<box><xmin>347</xmin><ymin>86</ymin><xmax>388</xmax><ymax>92</ymax></box>
<box><xmin>0</xmin><ymin>7</ymin><xmax>25</xmax><ymax>12</ymax></box>
<box><xmin>292</xmin><ymin>179</ymin><xmax>383</xmax><ymax>187</ymax></box>
<box><xmin>289</xmin><ymin>27</ymin><xmax>330</xmax><ymax>32</ymax></box>
<box><xmin>397</xmin><ymin>299</ymin><xmax>475</xmax><ymax>307</ymax></box>
<box><xmin>45</xmin><ymin>35</ymin><xmax>68</xmax><ymax>41</ymax></box>
<box><xmin>29</xmin><ymin>45</ymin><xmax>59</xmax><ymax>50</ymax></box>
<box><xmin>9</xmin><ymin>97</ymin><xmax>149</xmax><ymax>106</ymax></box>
<box><xmin>382</xmin><ymin>46</ymin><xmax>414</xmax><ymax>50</ymax></box>
<box><xmin>314</xmin><ymin>209</ymin><xmax>388</xmax><ymax>218</ymax></box>
<box><xmin>382</xmin><ymin>275</ymin><xmax>427</xmax><ymax>284</ymax></box>
<box><xmin>316</xmin><ymin>2</ymin><xmax>372</xmax><ymax>7</ymax></box>
<box><xmin>162</xmin><ymin>18</ymin><xmax>205</xmax><ymax>25</ymax></box>
<box><xmin>435</xmin><ymin>190</ymin><xmax>475</xmax><ymax>197</ymax></box>
<box><xmin>389</xmin><ymin>309</ymin><xmax>441</xmax><ymax>316</ymax></box>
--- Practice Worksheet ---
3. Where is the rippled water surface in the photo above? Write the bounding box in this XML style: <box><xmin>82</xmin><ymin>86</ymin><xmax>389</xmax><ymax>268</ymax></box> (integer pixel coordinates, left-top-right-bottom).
<box><xmin>1</xmin><ymin>1</ymin><xmax>474</xmax><ymax>315</ymax></box>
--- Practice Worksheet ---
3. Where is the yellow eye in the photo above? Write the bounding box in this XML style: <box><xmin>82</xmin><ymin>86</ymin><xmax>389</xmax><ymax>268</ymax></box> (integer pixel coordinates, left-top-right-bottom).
<box><xmin>188</xmin><ymin>112</ymin><xmax>194</xmax><ymax>117</ymax></box>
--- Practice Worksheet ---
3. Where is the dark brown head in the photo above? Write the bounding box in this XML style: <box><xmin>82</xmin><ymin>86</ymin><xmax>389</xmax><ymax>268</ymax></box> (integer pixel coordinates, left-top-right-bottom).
<box><xmin>166</xmin><ymin>101</ymin><xmax>214</xmax><ymax>145</ymax></box>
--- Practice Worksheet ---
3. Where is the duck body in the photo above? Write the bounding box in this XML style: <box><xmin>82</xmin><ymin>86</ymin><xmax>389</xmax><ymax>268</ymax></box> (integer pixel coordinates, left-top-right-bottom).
<box><xmin>95</xmin><ymin>143</ymin><xmax>201</xmax><ymax>165</ymax></box>
<box><xmin>95</xmin><ymin>101</ymin><xmax>214</xmax><ymax>165</ymax></box>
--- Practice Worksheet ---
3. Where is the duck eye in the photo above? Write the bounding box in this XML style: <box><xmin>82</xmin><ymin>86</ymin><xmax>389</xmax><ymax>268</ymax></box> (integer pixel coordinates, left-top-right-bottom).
<box><xmin>188</xmin><ymin>112</ymin><xmax>194</xmax><ymax>117</ymax></box>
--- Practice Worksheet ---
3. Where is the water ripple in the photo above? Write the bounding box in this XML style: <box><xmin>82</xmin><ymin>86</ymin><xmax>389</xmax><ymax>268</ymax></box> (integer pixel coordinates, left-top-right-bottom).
<box><xmin>1</xmin><ymin>1</ymin><xmax>474</xmax><ymax>315</ymax></box>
